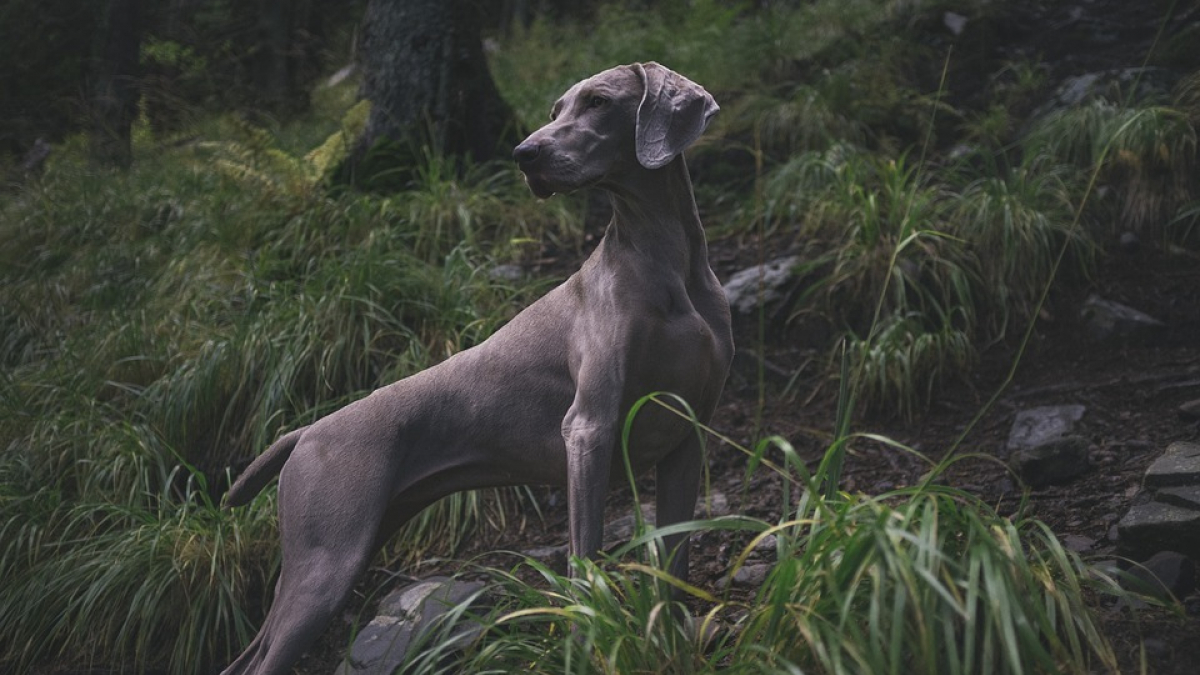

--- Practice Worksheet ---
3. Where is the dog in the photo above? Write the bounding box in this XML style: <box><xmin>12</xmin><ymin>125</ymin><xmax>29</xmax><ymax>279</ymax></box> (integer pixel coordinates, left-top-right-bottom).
<box><xmin>220</xmin><ymin>61</ymin><xmax>733</xmax><ymax>674</ymax></box>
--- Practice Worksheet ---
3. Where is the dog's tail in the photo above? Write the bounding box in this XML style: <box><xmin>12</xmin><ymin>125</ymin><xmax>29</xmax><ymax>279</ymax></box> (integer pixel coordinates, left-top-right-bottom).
<box><xmin>224</xmin><ymin>426</ymin><xmax>309</xmax><ymax>508</ymax></box>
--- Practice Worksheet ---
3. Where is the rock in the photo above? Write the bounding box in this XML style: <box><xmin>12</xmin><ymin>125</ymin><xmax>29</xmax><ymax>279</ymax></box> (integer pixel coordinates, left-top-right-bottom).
<box><xmin>1062</xmin><ymin>534</ymin><xmax>1096</xmax><ymax>553</ymax></box>
<box><xmin>753</xmin><ymin>534</ymin><xmax>779</xmax><ymax>556</ymax></box>
<box><xmin>695</xmin><ymin>490</ymin><xmax>730</xmax><ymax>518</ymax></box>
<box><xmin>1179</xmin><ymin>399</ymin><xmax>1200</xmax><ymax>422</ymax></box>
<box><xmin>1157</xmin><ymin>485</ymin><xmax>1200</xmax><ymax>511</ymax></box>
<box><xmin>603</xmin><ymin>503</ymin><xmax>656</xmax><ymax>549</ymax></box>
<box><xmin>488</xmin><ymin>264</ymin><xmax>524</xmax><ymax>282</ymax></box>
<box><xmin>1079</xmin><ymin>294</ymin><xmax>1165</xmax><ymax>343</ymax></box>
<box><xmin>521</xmin><ymin>544</ymin><xmax>568</xmax><ymax>569</ymax></box>
<box><xmin>1118</xmin><ymin>231</ymin><xmax>1141</xmax><ymax>254</ymax></box>
<box><xmin>1142</xmin><ymin>637</ymin><xmax>1171</xmax><ymax>659</ymax></box>
<box><xmin>1010</xmin><ymin>435</ymin><xmax>1091</xmax><ymax>487</ymax></box>
<box><xmin>599</xmin><ymin>494</ymin><xmax>731</xmax><ymax>552</ymax></box>
<box><xmin>1122</xmin><ymin>551</ymin><xmax>1197</xmax><ymax>602</ymax></box>
<box><xmin>731</xmin><ymin>347</ymin><xmax>793</xmax><ymax>386</ymax></box>
<box><xmin>1092</xmin><ymin>559</ymin><xmax>1123</xmax><ymax>580</ymax></box>
<box><xmin>336</xmin><ymin>576</ymin><xmax>488</xmax><ymax>675</ymax></box>
<box><xmin>1005</xmin><ymin>405</ymin><xmax>1090</xmax><ymax>487</ymax></box>
<box><xmin>722</xmin><ymin>256</ymin><xmax>799</xmax><ymax>314</ymax></box>
<box><xmin>731</xmin><ymin>563</ymin><xmax>772</xmax><ymax>587</ymax></box>
<box><xmin>1005</xmin><ymin>405</ymin><xmax>1087</xmax><ymax>455</ymax></box>
<box><xmin>1117</xmin><ymin>501</ymin><xmax>1200</xmax><ymax>560</ymax></box>
<box><xmin>1144</xmin><ymin>442</ymin><xmax>1200</xmax><ymax>489</ymax></box>
<box><xmin>1037</xmin><ymin>68</ymin><xmax>1179</xmax><ymax>115</ymax></box>
<box><xmin>20</xmin><ymin>138</ymin><xmax>51</xmax><ymax>176</ymax></box>
<box><xmin>943</xmin><ymin>11</ymin><xmax>967</xmax><ymax>36</ymax></box>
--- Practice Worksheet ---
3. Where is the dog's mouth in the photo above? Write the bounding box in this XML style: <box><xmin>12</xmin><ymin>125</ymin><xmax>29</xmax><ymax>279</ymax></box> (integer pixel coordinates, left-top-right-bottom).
<box><xmin>520</xmin><ymin>170</ymin><xmax>559</xmax><ymax>199</ymax></box>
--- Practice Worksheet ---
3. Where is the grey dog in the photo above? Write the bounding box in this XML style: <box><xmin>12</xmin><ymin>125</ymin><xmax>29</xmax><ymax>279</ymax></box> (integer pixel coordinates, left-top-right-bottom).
<box><xmin>220</xmin><ymin>62</ymin><xmax>733</xmax><ymax>675</ymax></box>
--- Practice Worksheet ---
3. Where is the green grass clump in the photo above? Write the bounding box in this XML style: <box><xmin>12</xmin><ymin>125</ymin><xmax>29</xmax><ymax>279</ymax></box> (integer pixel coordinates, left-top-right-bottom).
<box><xmin>389</xmin><ymin>430</ymin><xmax>1124</xmax><ymax>675</ymax></box>
<box><xmin>950</xmin><ymin>155</ymin><xmax>1089</xmax><ymax>329</ymax></box>
<box><xmin>1023</xmin><ymin>100</ymin><xmax>1197</xmax><ymax>239</ymax></box>
<box><xmin>0</xmin><ymin>96</ymin><xmax>573</xmax><ymax>674</ymax></box>
<box><xmin>0</xmin><ymin>454</ymin><xmax>279</xmax><ymax>674</ymax></box>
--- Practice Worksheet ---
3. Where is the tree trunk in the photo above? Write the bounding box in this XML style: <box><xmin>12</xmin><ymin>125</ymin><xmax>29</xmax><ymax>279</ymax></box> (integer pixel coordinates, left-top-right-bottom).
<box><xmin>352</xmin><ymin>0</ymin><xmax>517</xmax><ymax>180</ymax></box>
<box><xmin>90</xmin><ymin>0</ymin><xmax>142</xmax><ymax>168</ymax></box>
<box><xmin>253</xmin><ymin>0</ymin><xmax>314</xmax><ymax>115</ymax></box>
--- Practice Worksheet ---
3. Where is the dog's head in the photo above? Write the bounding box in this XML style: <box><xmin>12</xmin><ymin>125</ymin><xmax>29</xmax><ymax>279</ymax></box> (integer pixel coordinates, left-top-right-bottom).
<box><xmin>513</xmin><ymin>62</ymin><xmax>719</xmax><ymax>199</ymax></box>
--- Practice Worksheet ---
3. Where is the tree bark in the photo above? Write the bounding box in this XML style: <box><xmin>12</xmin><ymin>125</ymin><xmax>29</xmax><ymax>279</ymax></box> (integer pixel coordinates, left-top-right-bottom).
<box><xmin>89</xmin><ymin>0</ymin><xmax>142</xmax><ymax>168</ymax></box>
<box><xmin>253</xmin><ymin>0</ymin><xmax>316</xmax><ymax>115</ymax></box>
<box><xmin>353</xmin><ymin>0</ymin><xmax>517</xmax><ymax>177</ymax></box>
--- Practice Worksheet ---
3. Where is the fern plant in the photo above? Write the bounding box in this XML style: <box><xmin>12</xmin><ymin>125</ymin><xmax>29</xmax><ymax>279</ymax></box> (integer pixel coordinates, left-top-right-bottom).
<box><xmin>195</xmin><ymin>100</ymin><xmax>371</xmax><ymax>201</ymax></box>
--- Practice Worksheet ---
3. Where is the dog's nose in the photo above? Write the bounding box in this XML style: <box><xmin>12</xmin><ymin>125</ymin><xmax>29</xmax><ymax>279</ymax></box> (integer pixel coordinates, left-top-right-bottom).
<box><xmin>513</xmin><ymin>141</ymin><xmax>541</xmax><ymax>164</ymax></box>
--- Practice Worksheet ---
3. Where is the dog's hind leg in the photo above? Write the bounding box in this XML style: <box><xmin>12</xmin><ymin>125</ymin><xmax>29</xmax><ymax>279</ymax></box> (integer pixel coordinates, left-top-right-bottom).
<box><xmin>221</xmin><ymin>447</ymin><xmax>391</xmax><ymax>675</ymax></box>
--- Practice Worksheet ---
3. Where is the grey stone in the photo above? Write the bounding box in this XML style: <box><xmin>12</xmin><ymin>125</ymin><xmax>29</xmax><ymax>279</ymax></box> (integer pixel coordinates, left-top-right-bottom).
<box><xmin>336</xmin><ymin>577</ymin><xmax>487</xmax><ymax>675</ymax></box>
<box><xmin>1039</xmin><ymin>68</ymin><xmax>1179</xmax><ymax>114</ymax></box>
<box><xmin>488</xmin><ymin>264</ymin><xmax>524</xmax><ymax>282</ymax></box>
<box><xmin>603</xmin><ymin>503</ymin><xmax>656</xmax><ymax>549</ymax></box>
<box><xmin>1062</xmin><ymin>534</ymin><xmax>1096</xmax><ymax>553</ymax></box>
<box><xmin>1005</xmin><ymin>405</ymin><xmax>1086</xmax><ymax>454</ymax></box>
<box><xmin>1056</xmin><ymin>72</ymin><xmax>1102</xmax><ymax>108</ymax></box>
<box><xmin>695</xmin><ymin>490</ymin><xmax>730</xmax><ymax>518</ymax></box>
<box><xmin>521</xmin><ymin>544</ymin><xmax>568</xmax><ymax>567</ymax></box>
<box><xmin>1142</xmin><ymin>637</ymin><xmax>1171</xmax><ymax>659</ymax></box>
<box><xmin>753</xmin><ymin>534</ymin><xmax>779</xmax><ymax>556</ymax></box>
<box><xmin>1179</xmin><ymin>399</ymin><xmax>1200</xmax><ymax>422</ymax></box>
<box><xmin>1010</xmin><ymin>435</ymin><xmax>1091</xmax><ymax>487</ymax></box>
<box><xmin>597</xmin><ymin>494</ymin><xmax>731</xmax><ymax>553</ymax></box>
<box><xmin>1079</xmin><ymin>294</ymin><xmax>1165</xmax><ymax>343</ymax></box>
<box><xmin>731</xmin><ymin>347</ymin><xmax>794</xmax><ymax>385</ymax></box>
<box><xmin>943</xmin><ymin>12</ymin><xmax>967</xmax><ymax>36</ymax></box>
<box><xmin>1144</xmin><ymin>442</ymin><xmax>1200</xmax><ymax>489</ymax></box>
<box><xmin>1157</xmin><ymin>485</ymin><xmax>1200</xmax><ymax>511</ymax></box>
<box><xmin>1117</xmin><ymin>501</ymin><xmax>1200</xmax><ymax>560</ymax></box>
<box><xmin>1118</xmin><ymin>231</ymin><xmax>1141</xmax><ymax>253</ymax></box>
<box><xmin>1092</xmin><ymin>559</ymin><xmax>1123</xmax><ymax>581</ymax></box>
<box><xmin>731</xmin><ymin>563</ymin><xmax>772</xmax><ymax>587</ymax></box>
<box><xmin>722</xmin><ymin>256</ymin><xmax>799</xmax><ymax>314</ymax></box>
<box><xmin>1122</xmin><ymin>551</ymin><xmax>1197</xmax><ymax>602</ymax></box>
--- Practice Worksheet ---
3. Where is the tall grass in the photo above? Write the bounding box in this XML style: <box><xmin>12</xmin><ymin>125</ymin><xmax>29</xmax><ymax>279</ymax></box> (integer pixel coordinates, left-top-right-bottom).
<box><xmin>0</xmin><ymin>450</ymin><xmax>279</xmax><ymax>673</ymax></box>
<box><xmin>1023</xmin><ymin>100</ymin><xmax>1198</xmax><ymax>239</ymax></box>
<box><xmin>950</xmin><ymin>155</ymin><xmax>1089</xmax><ymax>331</ymax></box>
<box><xmin>0</xmin><ymin>92</ymin><xmax>573</xmax><ymax>674</ymax></box>
<box><xmin>388</xmin><ymin>420</ymin><xmax>1126</xmax><ymax>675</ymax></box>
<box><xmin>762</xmin><ymin>147</ymin><xmax>979</xmax><ymax>417</ymax></box>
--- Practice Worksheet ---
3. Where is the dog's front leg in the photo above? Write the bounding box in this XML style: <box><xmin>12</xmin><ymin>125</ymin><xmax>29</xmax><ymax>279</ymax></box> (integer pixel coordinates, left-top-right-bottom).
<box><xmin>562</xmin><ymin>416</ymin><xmax>615</xmax><ymax>565</ymax></box>
<box><xmin>655</xmin><ymin>433</ymin><xmax>703</xmax><ymax>584</ymax></box>
<box><xmin>561</xmin><ymin>379</ymin><xmax>621</xmax><ymax>567</ymax></box>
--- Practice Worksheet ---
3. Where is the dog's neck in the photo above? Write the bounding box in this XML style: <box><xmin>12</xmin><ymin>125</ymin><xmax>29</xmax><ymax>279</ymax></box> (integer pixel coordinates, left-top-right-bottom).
<box><xmin>600</xmin><ymin>156</ymin><xmax>709</xmax><ymax>278</ymax></box>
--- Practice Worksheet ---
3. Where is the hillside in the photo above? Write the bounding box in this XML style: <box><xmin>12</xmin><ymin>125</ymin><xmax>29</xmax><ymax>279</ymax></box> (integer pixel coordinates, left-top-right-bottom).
<box><xmin>2</xmin><ymin>1</ymin><xmax>1198</xmax><ymax>673</ymax></box>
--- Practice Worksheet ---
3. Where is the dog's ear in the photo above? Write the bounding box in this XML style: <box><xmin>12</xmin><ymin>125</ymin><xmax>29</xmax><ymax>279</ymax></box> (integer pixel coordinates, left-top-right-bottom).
<box><xmin>633</xmin><ymin>62</ymin><xmax>719</xmax><ymax>170</ymax></box>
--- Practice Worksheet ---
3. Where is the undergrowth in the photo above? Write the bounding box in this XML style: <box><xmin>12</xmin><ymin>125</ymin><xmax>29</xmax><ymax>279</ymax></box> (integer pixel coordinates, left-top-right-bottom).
<box><xmin>386</xmin><ymin>402</ymin><xmax>1132</xmax><ymax>675</ymax></box>
<box><xmin>1</xmin><ymin>0</ymin><xmax>1197</xmax><ymax>673</ymax></box>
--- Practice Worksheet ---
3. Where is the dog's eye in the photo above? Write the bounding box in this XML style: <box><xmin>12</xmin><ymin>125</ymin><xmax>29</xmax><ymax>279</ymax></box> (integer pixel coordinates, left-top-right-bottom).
<box><xmin>588</xmin><ymin>95</ymin><xmax>608</xmax><ymax>109</ymax></box>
